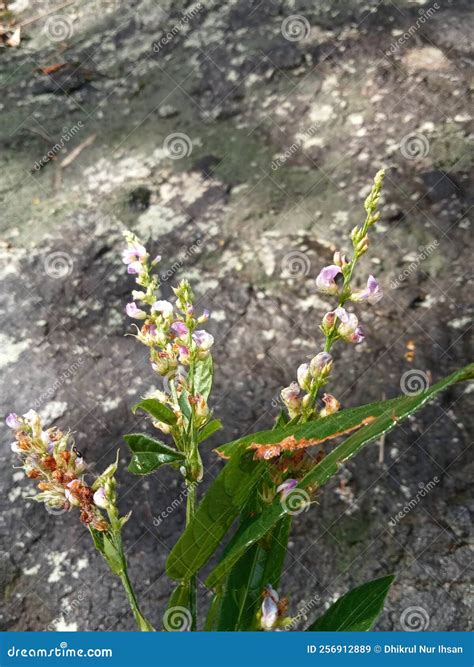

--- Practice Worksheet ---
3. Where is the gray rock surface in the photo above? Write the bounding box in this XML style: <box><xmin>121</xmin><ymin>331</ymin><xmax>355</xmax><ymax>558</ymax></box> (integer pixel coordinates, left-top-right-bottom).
<box><xmin>0</xmin><ymin>0</ymin><xmax>472</xmax><ymax>631</ymax></box>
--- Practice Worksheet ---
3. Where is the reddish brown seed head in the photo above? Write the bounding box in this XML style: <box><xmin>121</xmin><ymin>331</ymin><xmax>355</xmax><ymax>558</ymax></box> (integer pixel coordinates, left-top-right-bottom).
<box><xmin>42</xmin><ymin>455</ymin><xmax>57</xmax><ymax>471</ymax></box>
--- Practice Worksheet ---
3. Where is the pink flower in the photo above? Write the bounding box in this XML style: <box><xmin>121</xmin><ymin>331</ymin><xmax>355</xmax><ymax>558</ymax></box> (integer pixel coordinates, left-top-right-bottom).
<box><xmin>151</xmin><ymin>300</ymin><xmax>174</xmax><ymax>318</ymax></box>
<box><xmin>5</xmin><ymin>413</ymin><xmax>21</xmax><ymax>429</ymax></box>
<box><xmin>178</xmin><ymin>345</ymin><xmax>190</xmax><ymax>364</ymax></box>
<box><xmin>351</xmin><ymin>275</ymin><xmax>383</xmax><ymax>304</ymax></box>
<box><xmin>316</xmin><ymin>265</ymin><xmax>343</xmax><ymax>295</ymax></box>
<box><xmin>192</xmin><ymin>330</ymin><xmax>214</xmax><ymax>350</ymax></box>
<box><xmin>171</xmin><ymin>321</ymin><xmax>189</xmax><ymax>338</ymax></box>
<box><xmin>125</xmin><ymin>302</ymin><xmax>146</xmax><ymax>319</ymax></box>
<box><xmin>122</xmin><ymin>243</ymin><xmax>147</xmax><ymax>265</ymax></box>
<box><xmin>127</xmin><ymin>261</ymin><xmax>144</xmax><ymax>276</ymax></box>
<box><xmin>276</xmin><ymin>479</ymin><xmax>298</xmax><ymax>499</ymax></box>
<box><xmin>335</xmin><ymin>307</ymin><xmax>364</xmax><ymax>344</ymax></box>
<box><xmin>93</xmin><ymin>487</ymin><xmax>108</xmax><ymax>509</ymax></box>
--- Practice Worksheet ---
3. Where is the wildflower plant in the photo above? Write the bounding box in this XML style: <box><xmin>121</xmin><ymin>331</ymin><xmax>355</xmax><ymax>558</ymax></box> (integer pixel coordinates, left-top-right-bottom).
<box><xmin>8</xmin><ymin>171</ymin><xmax>473</xmax><ymax>632</ymax></box>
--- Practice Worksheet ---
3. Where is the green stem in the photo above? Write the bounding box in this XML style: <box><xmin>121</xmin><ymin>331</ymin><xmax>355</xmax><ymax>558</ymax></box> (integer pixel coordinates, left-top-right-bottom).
<box><xmin>119</xmin><ymin>565</ymin><xmax>155</xmax><ymax>631</ymax></box>
<box><xmin>186</xmin><ymin>480</ymin><xmax>198</xmax><ymax>630</ymax></box>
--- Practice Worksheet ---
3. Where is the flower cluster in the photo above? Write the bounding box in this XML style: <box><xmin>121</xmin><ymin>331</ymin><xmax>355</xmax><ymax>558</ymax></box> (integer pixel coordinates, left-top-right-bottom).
<box><xmin>122</xmin><ymin>231</ymin><xmax>214</xmax><ymax>434</ymax></box>
<box><xmin>281</xmin><ymin>170</ymin><xmax>385</xmax><ymax>422</ymax></box>
<box><xmin>6</xmin><ymin>410</ymin><xmax>115</xmax><ymax>532</ymax></box>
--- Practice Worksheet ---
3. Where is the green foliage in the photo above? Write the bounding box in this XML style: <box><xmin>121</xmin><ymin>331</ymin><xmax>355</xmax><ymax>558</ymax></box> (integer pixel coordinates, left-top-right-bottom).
<box><xmin>166</xmin><ymin>364</ymin><xmax>472</xmax><ymax>587</ymax></box>
<box><xmin>216</xmin><ymin>516</ymin><xmax>291</xmax><ymax>631</ymax></box>
<box><xmin>132</xmin><ymin>398</ymin><xmax>177</xmax><ymax>425</ymax></box>
<box><xmin>306</xmin><ymin>575</ymin><xmax>395</xmax><ymax>631</ymax></box>
<box><xmin>124</xmin><ymin>433</ymin><xmax>184</xmax><ymax>475</ymax></box>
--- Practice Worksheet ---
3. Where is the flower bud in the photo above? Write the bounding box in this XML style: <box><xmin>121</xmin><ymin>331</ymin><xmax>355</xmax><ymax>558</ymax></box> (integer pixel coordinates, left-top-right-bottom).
<box><xmin>261</xmin><ymin>586</ymin><xmax>279</xmax><ymax>631</ymax></box>
<box><xmin>296</xmin><ymin>363</ymin><xmax>311</xmax><ymax>391</ymax></box>
<box><xmin>356</xmin><ymin>235</ymin><xmax>369</xmax><ymax>255</ymax></box>
<box><xmin>350</xmin><ymin>226</ymin><xmax>360</xmax><ymax>242</ymax></box>
<box><xmin>126</xmin><ymin>302</ymin><xmax>147</xmax><ymax>320</ymax></box>
<box><xmin>281</xmin><ymin>383</ymin><xmax>302</xmax><ymax>417</ymax></box>
<box><xmin>93</xmin><ymin>486</ymin><xmax>108</xmax><ymax>509</ymax></box>
<box><xmin>321</xmin><ymin>310</ymin><xmax>336</xmax><ymax>334</ymax></box>
<box><xmin>333</xmin><ymin>251</ymin><xmax>349</xmax><ymax>268</ymax></box>
<box><xmin>309</xmin><ymin>352</ymin><xmax>333</xmax><ymax>378</ymax></box>
<box><xmin>152</xmin><ymin>420</ymin><xmax>172</xmax><ymax>434</ymax></box>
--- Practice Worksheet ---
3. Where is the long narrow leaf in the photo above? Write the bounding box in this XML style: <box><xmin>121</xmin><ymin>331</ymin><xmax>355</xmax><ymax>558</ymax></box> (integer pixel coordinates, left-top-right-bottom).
<box><xmin>216</xmin><ymin>516</ymin><xmax>291</xmax><ymax>631</ymax></box>
<box><xmin>166</xmin><ymin>452</ymin><xmax>266</xmax><ymax>580</ymax></box>
<box><xmin>206</xmin><ymin>365</ymin><xmax>472</xmax><ymax>587</ymax></box>
<box><xmin>306</xmin><ymin>575</ymin><xmax>395</xmax><ymax>631</ymax></box>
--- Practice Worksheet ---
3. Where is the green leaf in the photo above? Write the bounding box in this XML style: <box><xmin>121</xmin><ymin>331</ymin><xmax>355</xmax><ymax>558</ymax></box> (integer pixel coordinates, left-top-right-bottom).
<box><xmin>307</xmin><ymin>575</ymin><xmax>395</xmax><ymax>631</ymax></box>
<box><xmin>124</xmin><ymin>433</ymin><xmax>184</xmax><ymax>475</ymax></box>
<box><xmin>178</xmin><ymin>390</ymin><xmax>192</xmax><ymax>423</ymax></box>
<box><xmin>204</xmin><ymin>591</ymin><xmax>223</xmax><ymax>631</ymax></box>
<box><xmin>166</xmin><ymin>451</ymin><xmax>266</xmax><ymax>581</ymax></box>
<box><xmin>274</xmin><ymin>409</ymin><xmax>289</xmax><ymax>429</ymax></box>
<box><xmin>163</xmin><ymin>581</ymin><xmax>195</xmax><ymax>632</ymax></box>
<box><xmin>102</xmin><ymin>535</ymin><xmax>124</xmax><ymax>576</ymax></box>
<box><xmin>132</xmin><ymin>398</ymin><xmax>177</xmax><ymax>425</ymax></box>
<box><xmin>206</xmin><ymin>364</ymin><xmax>473</xmax><ymax>587</ymax></box>
<box><xmin>197</xmin><ymin>419</ymin><xmax>222</xmax><ymax>444</ymax></box>
<box><xmin>216</xmin><ymin>364</ymin><xmax>473</xmax><ymax>460</ymax></box>
<box><xmin>89</xmin><ymin>525</ymin><xmax>105</xmax><ymax>554</ymax></box>
<box><xmin>193</xmin><ymin>355</ymin><xmax>213</xmax><ymax>400</ymax></box>
<box><xmin>216</xmin><ymin>516</ymin><xmax>291</xmax><ymax>631</ymax></box>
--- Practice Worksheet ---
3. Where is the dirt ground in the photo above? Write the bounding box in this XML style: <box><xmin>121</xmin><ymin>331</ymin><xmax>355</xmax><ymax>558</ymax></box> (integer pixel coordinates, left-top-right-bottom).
<box><xmin>0</xmin><ymin>0</ymin><xmax>472</xmax><ymax>631</ymax></box>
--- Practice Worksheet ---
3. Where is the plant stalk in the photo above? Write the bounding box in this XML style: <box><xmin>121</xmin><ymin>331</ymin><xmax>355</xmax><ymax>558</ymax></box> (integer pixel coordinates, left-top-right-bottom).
<box><xmin>119</xmin><ymin>564</ymin><xmax>155</xmax><ymax>631</ymax></box>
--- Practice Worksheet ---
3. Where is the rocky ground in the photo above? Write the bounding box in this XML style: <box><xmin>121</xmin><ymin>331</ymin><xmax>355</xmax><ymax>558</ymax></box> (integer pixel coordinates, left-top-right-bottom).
<box><xmin>0</xmin><ymin>0</ymin><xmax>473</xmax><ymax>632</ymax></box>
